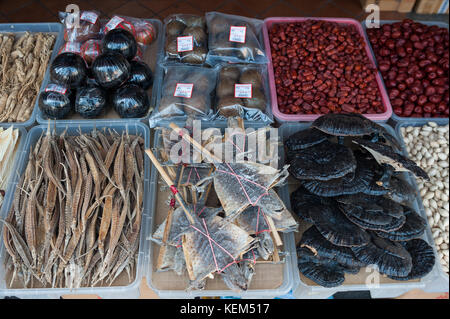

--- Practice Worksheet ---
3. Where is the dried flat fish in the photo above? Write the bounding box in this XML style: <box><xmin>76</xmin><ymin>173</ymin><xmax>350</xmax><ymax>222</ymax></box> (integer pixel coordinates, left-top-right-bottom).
<box><xmin>213</xmin><ymin>163</ymin><xmax>289</xmax><ymax>221</ymax></box>
<box><xmin>183</xmin><ymin>215</ymin><xmax>256</xmax><ymax>288</ymax></box>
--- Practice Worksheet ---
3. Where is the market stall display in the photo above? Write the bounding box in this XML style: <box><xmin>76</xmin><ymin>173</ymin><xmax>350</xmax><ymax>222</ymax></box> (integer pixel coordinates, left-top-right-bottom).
<box><xmin>0</xmin><ymin>8</ymin><xmax>449</xmax><ymax>299</ymax></box>
<box><xmin>0</xmin><ymin>32</ymin><xmax>56</xmax><ymax>123</ymax></box>
<box><xmin>286</xmin><ymin>114</ymin><xmax>436</xmax><ymax>288</ymax></box>
<box><xmin>366</xmin><ymin>20</ymin><xmax>449</xmax><ymax>119</ymax></box>
<box><xmin>399</xmin><ymin>122</ymin><xmax>449</xmax><ymax>273</ymax></box>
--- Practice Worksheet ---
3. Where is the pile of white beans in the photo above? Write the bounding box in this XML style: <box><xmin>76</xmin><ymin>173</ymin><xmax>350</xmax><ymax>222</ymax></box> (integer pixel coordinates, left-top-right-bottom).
<box><xmin>401</xmin><ymin>122</ymin><xmax>449</xmax><ymax>273</ymax></box>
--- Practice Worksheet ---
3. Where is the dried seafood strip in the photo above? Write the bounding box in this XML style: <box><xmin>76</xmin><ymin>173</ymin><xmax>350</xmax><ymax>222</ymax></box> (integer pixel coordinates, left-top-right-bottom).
<box><xmin>1</xmin><ymin>127</ymin><xmax>145</xmax><ymax>289</ymax></box>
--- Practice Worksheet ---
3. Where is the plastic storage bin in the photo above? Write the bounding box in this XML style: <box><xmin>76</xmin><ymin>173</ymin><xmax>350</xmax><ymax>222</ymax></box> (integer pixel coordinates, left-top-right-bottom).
<box><xmin>262</xmin><ymin>17</ymin><xmax>393</xmax><ymax>124</ymax></box>
<box><xmin>0</xmin><ymin>23</ymin><xmax>65</xmax><ymax>128</ymax></box>
<box><xmin>0</xmin><ymin>122</ymin><xmax>151</xmax><ymax>299</ymax></box>
<box><xmin>280</xmin><ymin>122</ymin><xmax>449</xmax><ymax>299</ymax></box>
<box><xmin>145</xmin><ymin>123</ymin><xmax>297</xmax><ymax>298</ymax></box>
<box><xmin>36</xmin><ymin>19</ymin><xmax>164</xmax><ymax>125</ymax></box>
<box><xmin>362</xmin><ymin>20</ymin><xmax>449</xmax><ymax>124</ymax></box>
<box><xmin>0</xmin><ymin>125</ymin><xmax>27</xmax><ymax>214</ymax></box>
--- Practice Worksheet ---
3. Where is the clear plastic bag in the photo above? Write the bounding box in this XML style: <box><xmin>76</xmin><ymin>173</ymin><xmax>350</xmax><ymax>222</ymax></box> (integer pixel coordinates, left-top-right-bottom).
<box><xmin>149</xmin><ymin>65</ymin><xmax>217</xmax><ymax>127</ymax></box>
<box><xmin>59</xmin><ymin>10</ymin><xmax>102</xmax><ymax>43</ymax></box>
<box><xmin>205</xmin><ymin>12</ymin><xmax>267</xmax><ymax>64</ymax></box>
<box><xmin>80</xmin><ymin>39</ymin><xmax>102</xmax><ymax>65</ymax></box>
<box><xmin>163</xmin><ymin>14</ymin><xmax>208</xmax><ymax>65</ymax></box>
<box><xmin>102</xmin><ymin>15</ymin><xmax>157</xmax><ymax>46</ymax></box>
<box><xmin>213</xmin><ymin>63</ymin><xmax>272</xmax><ymax>122</ymax></box>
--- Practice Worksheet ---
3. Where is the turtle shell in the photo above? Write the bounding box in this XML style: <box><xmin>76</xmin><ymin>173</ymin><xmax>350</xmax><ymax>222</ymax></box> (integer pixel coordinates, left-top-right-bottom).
<box><xmin>311</xmin><ymin>204</ymin><xmax>371</xmax><ymax>247</ymax></box>
<box><xmin>312</xmin><ymin>113</ymin><xmax>400</xmax><ymax>149</ymax></box>
<box><xmin>352</xmin><ymin>233</ymin><xmax>412</xmax><ymax>277</ymax></box>
<box><xmin>300</xmin><ymin>153</ymin><xmax>376</xmax><ymax>197</ymax></box>
<box><xmin>345</xmin><ymin>212</ymin><xmax>406</xmax><ymax>232</ymax></box>
<box><xmin>388</xmin><ymin>239</ymin><xmax>435</xmax><ymax>281</ymax></box>
<box><xmin>289</xmin><ymin>140</ymin><xmax>356</xmax><ymax>181</ymax></box>
<box><xmin>353</xmin><ymin>139</ymin><xmax>429</xmax><ymax>181</ymax></box>
<box><xmin>386</xmin><ymin>175</ymin><xmax>417</xmax><ymax>205</ymax></box>
<box><xmin>375</xmin><ymin>207</ymin><xmax>426</xmax><ymax>241</ymax></box>
<box><xmin>285</xmin><ymin>128</ymin><xmax>329</xmax><ymax>152</ymax></box>
<box><xmin>297</xmin><ymin>247</ymin><xmax>346</xmax><ymax>288</ymax></box>
<box><xmin>336</xmin><ymin>194</ymin><xmax>405</xmax><ymax>231</ymax></box>
<box><xmin>300</xmin><ymin>226</ymin><xmax>367</xmax><ymax>268</ymax></box>
<box><xmin>337</xmin><ymin>195</ymin><xmax>406</xmax><ymax>232</ymax></box>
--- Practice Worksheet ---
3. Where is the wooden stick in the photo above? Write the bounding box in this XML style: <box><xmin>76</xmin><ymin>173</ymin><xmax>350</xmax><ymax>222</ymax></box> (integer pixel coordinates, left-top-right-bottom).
<box><xmin>170</xmin><ymin>123</ymin><xmax>222</xmax><ymax>163</ymax></box>
<box><xmin>156</xmin><ymin>207</ymin><xmax>175</xmax><ymax>270</ymax></box>
<box><xmin>145</xmin><ymin>149</ymin><xmax>195</xmax><ymax>225</ymax></box>
<box><xmin>266</xmin><ymin>215</ymin><xmax>283</xmax><ymax>247</ymax></box>
<box><xmin>270</xmin><ymin>233</ymin><xmax>281</xmax><ymax>262</ymax></box>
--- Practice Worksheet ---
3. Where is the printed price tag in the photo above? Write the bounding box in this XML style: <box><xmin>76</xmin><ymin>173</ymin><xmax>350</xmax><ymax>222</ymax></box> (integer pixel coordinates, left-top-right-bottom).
<box><xmin>234</xmin><ymin>84</ymin><xmax>252</xmax><ymax>98</ymax></box>
<box><xmin>105</xmin><ymin>16</ymin><xmax>124</xmax><ymax>32</ymax></box>
<box><xmin>177</xmin><ymin>36</ymin><xmax>193</xmax><ymax>52</ymax></box>
<box><xmin>80</xmin><ymin>11</ymin><xmax>98</xmax><ymax>24</ymax></box>
<box><xmin>174</xmin><ymin>83</ymin><xmax>194</xmax><ymax>98</ymax></box>
<box><xmin>229</xmin><ymin>26</ymin><xmax>246</xmax><ymax>43</ymax></box>
<box><xmin>45</xmin><ymin>84</ymin><xmax>67</xmax><ymax>95</ymax></box>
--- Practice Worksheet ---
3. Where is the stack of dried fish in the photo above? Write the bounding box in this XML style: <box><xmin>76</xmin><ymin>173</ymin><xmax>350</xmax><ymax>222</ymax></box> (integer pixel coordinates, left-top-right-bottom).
<box><xmin>0</xmin><ymin>32</ymin><xmax>55</xmax><ymax>123</ymax></box>
<box><xmin>148</xmin><ymin>122</ymin><xmax>298</xmax><ymax>292</ymax></box>
<box><xmin>0</xmin><ymin>126</ymin><xmax>20</xmax><ymax>209</ymax></box>
<box><xmin>1</xmin><ymin>127</ymin><xmax>145</xmax><ymax>289</ymax></box>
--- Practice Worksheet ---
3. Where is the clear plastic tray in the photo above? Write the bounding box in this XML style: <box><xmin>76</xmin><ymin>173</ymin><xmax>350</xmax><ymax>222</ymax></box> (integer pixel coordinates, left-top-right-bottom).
<box><xmin>362</xmin><ymin>20</ymin><xmax>449</xmax><ymax>124</ymax></box>
<box><xmin>279</xmin><ymin>122</ymin><xmax>449</xmax><ymax>299</ymax></box>
<box><xmin>36</xmin><ymin>19</ymin><xmax>164</xmax><ymax>125</ymax></box>
<box><xmin>0</xmin><ymin>122</ymin><xmax>151</xmax><ymax>299</ymax></box>
<box><xmin>144</xmin><ymin>123</ymin><xmax>297</xmax><ymax>298</ymax></box>
<box><xmin>0</xmin><ymin>23</ymin><xmax>65</xmax><ymax>128</ymax></box>
<box><xmin>262</xmin><ymin>17</ymin><xmax>393</xmax><ymax>124</ymax></box>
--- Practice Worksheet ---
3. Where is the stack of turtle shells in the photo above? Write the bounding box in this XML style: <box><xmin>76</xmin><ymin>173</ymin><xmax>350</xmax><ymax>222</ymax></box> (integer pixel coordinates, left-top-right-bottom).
<box><xmin>287</xmin><ymin>113</ymin><xmax>436</xmax><ymax>288</ymax></box>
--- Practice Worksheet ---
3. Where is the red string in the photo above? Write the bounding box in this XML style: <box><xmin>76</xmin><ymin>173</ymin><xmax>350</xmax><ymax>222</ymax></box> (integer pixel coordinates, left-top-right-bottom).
<box><xmin>170</xmin><ymin>198</ymin><xmax>176</xmax><ymax>207</ymax></box>
<box><xmin>226</xmin><ymin>130</ymin><xmax>247</xmax><ymax>154</ymax></box>
<box><xmin>255</xmin><ymin>206</ymin><xmax>270</xmax><ymax>235</ymax></box>
<box><xmin>170</xmin><ymin>185</ymin><xmax>178</xmax><ymax>195</ymax></box>
<box><xmin>189</xmin><ymin>218</ymin><xmax>238</xmax><ymax>274</ymax></box>
<box><xmin>215</xmin><ymin>163</ymin><xmax>269</xmax><ymax>206</ymax></box>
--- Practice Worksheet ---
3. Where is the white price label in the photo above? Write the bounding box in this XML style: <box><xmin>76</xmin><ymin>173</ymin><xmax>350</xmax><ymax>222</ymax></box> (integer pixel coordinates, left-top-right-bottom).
<box><xmin>105</xmin><ymin>16</ymin><xmax>124</xmax><ymax>32</ymax></box>
<box><xmin>174</xmin><ymin>83</ymin><xmax>194</xmax><ymax>98</ymax></box>
<box><xmin>177</xmin><ymin>36</ymin><xmax>193</xmax><ymax>52</ymax></box>
<box><xmin>80</xmin><ymin>11</ymin><xmax>98</xmax><ymax>24</ymax></box>
<box><xmin>229</xmin><ymin>26</ymin><xmax>246</xmax><ymax>43</ymax></box>
<box><xmin>45</xmin><ymin>84</ymin><xmax>67</xmax><ymax>95</ymax></box>
<box><xmin>234</xmin><ymin>84</ymin><xmax>252</xmax><ymax>98</ymax></box>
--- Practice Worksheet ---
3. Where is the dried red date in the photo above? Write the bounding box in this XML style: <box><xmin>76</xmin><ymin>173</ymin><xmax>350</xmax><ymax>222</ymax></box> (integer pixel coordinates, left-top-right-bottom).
<box><xmin>367</xmin><ymin>20</ymin><xmax>449</xmax><ymax>117</ymax></box>
<box><xmin>269</xmin><ymin>20</ymin><xmax>384</xmax><ymax>115</ymax></box>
